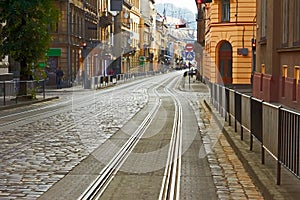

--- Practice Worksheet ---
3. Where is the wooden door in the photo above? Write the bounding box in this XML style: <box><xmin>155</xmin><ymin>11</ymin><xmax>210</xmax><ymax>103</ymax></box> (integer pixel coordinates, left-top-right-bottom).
<box><xmin>218</xmin><ymin>42</ymin><xmax>232</xmax><ymax>84</ymax></box>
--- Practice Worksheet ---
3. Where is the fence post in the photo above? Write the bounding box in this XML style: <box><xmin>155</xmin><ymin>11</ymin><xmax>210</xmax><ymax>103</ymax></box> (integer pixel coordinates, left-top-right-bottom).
<box><xmin>277</xmin><ymin>106</ymin><xmax>282</xmax><ymax>185</ymax></box>
<box><xmin>250</xmin><ymin>96</ymin><xmax>253</xmax><ymax>151</ymax></box>
<box><xmin>219</xmin><ymin>85</ymin><xmax>222</xmax><ymax>115</ymax></box>
<box><xmin>225</xmin><ymin>88</ymin><xmax>229</xmax><ymax>122</ymax></box>
<box><xmin>229</xmin><ymin>105</ymin><xmax>232</xmax><ymax>126</ymax></box>
<box><xmin>261</xmin><ymin>102</ymin><xmax>265</xmax><ymax>165</ymax></box>
<box><xmin>3</xmin><ymin>81</ymin><xmax>6</xmax><ymax>105</ymax></box>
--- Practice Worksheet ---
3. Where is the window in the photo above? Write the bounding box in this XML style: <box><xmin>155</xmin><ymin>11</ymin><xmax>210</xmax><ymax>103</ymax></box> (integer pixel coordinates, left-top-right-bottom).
<box><xmin>282</xmin><ymin>0</ymin><xmax>289</xmax><ymax>46</ymax></box>
<box><xmin>282</xmin><ymin>65</ymin><xmax>288</xmax><ymax>77</ymax></box>
<box><xmin>261</xmin><ymin>64</ymin><xmax>265</xmax><ymax>74</ymax></box>
<box><xmin>48</xmin><ymin>22</ymin><xmax>58</xmax><ymax>33</ymax></box>
<box><xmin>282</xmin><ymin>65</ymin><xmax>288</xmax><ymax>97</ymax></box>
<box><xmin>294</xmin><ymin>0</ymin><xmax>300</xmax><ymax>45</ymax></box>
<box><xmin>221</xmin><ymin>0</ymin><xmax>230</xmax><ymax>22</ymax></box>
<box><xmin>294</xmin><ymin>66</ymin><xmax>300</xmax><ymax>101</ymax></box>
<box><xmin>260</xmin><ymin>64</ymin><xmax>265</xmax><ymax>91</ymax></box>
<box><xmin>261</xmin><ymin>0</ymin><xmax>267</xmax><ymax>39</ymax></box>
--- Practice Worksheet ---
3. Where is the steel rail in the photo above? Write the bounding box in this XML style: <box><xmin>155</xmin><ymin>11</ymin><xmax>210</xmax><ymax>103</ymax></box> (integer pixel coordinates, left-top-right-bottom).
<box><xmin>78</xmin><ymin>77</ymin><xmax>175</xmax><ymax>200</ymax></box>
<box><xmin>158</xmin><ymin>82</ymin><xmax>183</xmax><ymax>200</ymax></box>
<box><xmin>0</xmin><ymin>78</ymin><xmax>157</xmax><ymax>159</ymax></box>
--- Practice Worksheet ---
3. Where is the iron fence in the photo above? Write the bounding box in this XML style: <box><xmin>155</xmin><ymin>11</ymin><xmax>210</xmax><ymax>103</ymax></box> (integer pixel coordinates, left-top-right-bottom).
<box><xmin>209</xmin><ymin>82</ymin><xmax>300</xmax><ymax>185</ymax></box>
<box><xmin>0</xmin><ymin>80</ymin><xmax>46</xmax><ymax>106</ymax></box>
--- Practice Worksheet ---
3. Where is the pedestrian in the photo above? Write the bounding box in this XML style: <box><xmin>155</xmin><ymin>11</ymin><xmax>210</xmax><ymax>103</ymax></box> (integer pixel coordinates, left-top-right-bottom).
<box><xmin>56</xmin><ymin>67</ymin><xmax>64</xmax><ymax>89</ymax></box>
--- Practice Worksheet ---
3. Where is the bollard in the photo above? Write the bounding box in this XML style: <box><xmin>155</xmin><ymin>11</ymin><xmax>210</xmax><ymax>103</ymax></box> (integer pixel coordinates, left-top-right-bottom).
<box><xmin>43</xmin><ymin>80</ymin><xmax>45</xmax><ymax>99</ymax></box>
<box><xmin>3</xmin><ymin>81</ymin><xmax>6</xmax><ymax>105</ymax></box>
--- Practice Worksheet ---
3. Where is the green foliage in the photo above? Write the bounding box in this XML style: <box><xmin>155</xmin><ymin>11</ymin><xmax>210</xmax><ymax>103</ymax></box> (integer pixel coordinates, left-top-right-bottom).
<box><xmin>0</xmin><ymin>0</ymin><xmax>59</xmax><ymax>77</ymax></box>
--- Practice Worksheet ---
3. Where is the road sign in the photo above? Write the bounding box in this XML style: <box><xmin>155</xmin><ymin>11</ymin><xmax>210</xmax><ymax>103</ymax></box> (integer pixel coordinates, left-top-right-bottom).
<box><xmin>185</xmin><ymin>51</ymin><xmax>195</xmax><ymax>61</ymax></box>
<box><xmin>185</xmin><ymin>43</ymin><xmax>194</xmax><ymax>52</ymax></box>
<box><xmin>139</xmin><ymin>56</ymin><xmax>145</xmax><ymax>61</ymax></box>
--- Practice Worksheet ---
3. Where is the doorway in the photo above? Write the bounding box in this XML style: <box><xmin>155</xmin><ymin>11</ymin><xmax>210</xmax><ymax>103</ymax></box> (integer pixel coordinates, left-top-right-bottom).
<box><xmin>218</xmin><ymin>41</ymin><xmax>232</xmax><ymax>84</ymax></box>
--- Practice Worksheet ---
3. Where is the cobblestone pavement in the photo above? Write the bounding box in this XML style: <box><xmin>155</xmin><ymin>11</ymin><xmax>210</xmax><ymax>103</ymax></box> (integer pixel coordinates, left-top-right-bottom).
<box><xmin>0</xmin><ymin>73</ymin><xmax>265</xmax><ymax>199</ymax></box>
<box><xmin>200</xmin><ymin>112</ymin><xmax>263</xmax><ymax>200</ymax></box>
<box><xmin>0</xmin><ymin>82</ymin><xmax>148</xmax><ymax>199</ymax></box>
<box><xmin>180</xmin><ymin>77</ymin><xmax>264</xmax><ymax>199</ymax></box>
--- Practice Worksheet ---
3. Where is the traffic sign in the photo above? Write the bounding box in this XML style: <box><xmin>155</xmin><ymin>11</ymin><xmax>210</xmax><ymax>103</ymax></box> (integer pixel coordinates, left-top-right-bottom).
<box><xmin>185</xmin><ymin>51</ymin><xmax>195</xmax><ymax>61</ymax></box>
<box><xmin>185</xmin><ymin>43</ymin><xmax>194</xmax><ymax>52</ymax></box>
<box><xmin>139</xmin><ymin>56</ymin><xmax>145</xmax><ymax>61</ymax></box>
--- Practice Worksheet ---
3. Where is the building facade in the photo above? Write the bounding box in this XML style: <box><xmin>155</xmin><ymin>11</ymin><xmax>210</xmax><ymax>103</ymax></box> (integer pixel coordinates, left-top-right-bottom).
<box><xmin>47</xmin><ymin>0</ymin><xmax>98</xmax><ymax>86</ymax></box>
<box><xmin>253</xmin><ymin>0</ymin><xmax>300</xmax><ymax>110</ymax></box>
<box><xmin>140</xmin><ymin>0</ymin><xmax>156</xmax><ymax>72</ymax></box>
<box><xmin>197</xmin><ymin>0</ymin><xmax>256</xmax><ymax>85</ymax></box>
<box><xmin>0</xmin><ymin>23</ymin><xmax>8</xmax><ymax>74</ymax></box>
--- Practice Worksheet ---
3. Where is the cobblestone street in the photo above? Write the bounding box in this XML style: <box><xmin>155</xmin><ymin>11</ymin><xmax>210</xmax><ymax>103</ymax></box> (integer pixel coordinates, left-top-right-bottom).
<box><xmin>1</xmin><ymin>73</ymin><xmax>265</xmax><ymax>199</ymax></box>
<box><xmin>0</xmin><ymin>82</ymin><xmax>148</xmax><ymax>199</ymax></box>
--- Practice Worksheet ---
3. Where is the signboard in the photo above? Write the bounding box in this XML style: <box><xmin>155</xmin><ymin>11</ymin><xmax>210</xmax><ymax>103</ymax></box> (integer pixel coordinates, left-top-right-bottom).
<box><xmin>139</xmin><ymin>56</ymin><xmax>145</xmax><ymax>66</ymax></box>
<box><xmin>110</xmin><ymin>0</ymin><xmax>123</xmax><ymax>11</ymax></box>
<box><xmin>185</xmin><ymin>51</ymin><xmax>195</xmax><ymax>61</ymax></box>
<box><xmin>185</xmin><ymin>43</ymin><xmax>194</xmax><ymax>52</ymax></box>
<box><xmin>139</xmin><ymin>56</ymin><xmax>146</xmax><ymax>61</ymax></box>
<box><xmin>46</xmin><ymin>48</ymin><xmax>62</xmax><ymax>57</ymax></box>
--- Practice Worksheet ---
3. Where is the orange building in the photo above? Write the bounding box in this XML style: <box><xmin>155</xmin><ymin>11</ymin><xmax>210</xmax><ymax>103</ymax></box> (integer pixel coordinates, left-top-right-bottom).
<box><xmin>197</xmin><ymin>0</ymin><xmax>256</xmax><ymax>85</ymax></box>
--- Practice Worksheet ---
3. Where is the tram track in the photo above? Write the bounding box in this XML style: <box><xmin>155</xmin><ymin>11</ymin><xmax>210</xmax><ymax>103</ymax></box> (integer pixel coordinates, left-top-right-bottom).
<box><xmin>0</xmin><ymin>72</ymin><xmax>187</xmax><ymax>200</ymax></box>
<box><xmin>78</xmin><ymin>76</ymin><xmax>174</xmax><ymax>200</ymax></box>
<box><xmin>79</xmin><ymin>94</ymin><xmax>161</xmax><ymax>199</ymax></box>
<box><xmin>158</xmin><ymin>81</ymin><xmax>183</xmax><ymax>200</ymax></box>
<box><xmin>78</xmin><ymin>75</ymin><xmax>184</xmax><ymax>200</ymax></box>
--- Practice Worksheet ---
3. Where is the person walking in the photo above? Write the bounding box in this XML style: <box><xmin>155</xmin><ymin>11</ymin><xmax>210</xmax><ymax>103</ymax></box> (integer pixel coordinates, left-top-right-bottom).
<box><xmin>56</xmin><ymin>67</ymin><xmax>64</xmax><ymax>89</ymax></box>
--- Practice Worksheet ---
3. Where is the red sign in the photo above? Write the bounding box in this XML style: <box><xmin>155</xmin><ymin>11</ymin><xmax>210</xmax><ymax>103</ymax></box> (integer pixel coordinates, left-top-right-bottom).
<box><xmin>185</xmin><ymin>43</ymin><xmax>194</xmax><ymax>52</ymax></box>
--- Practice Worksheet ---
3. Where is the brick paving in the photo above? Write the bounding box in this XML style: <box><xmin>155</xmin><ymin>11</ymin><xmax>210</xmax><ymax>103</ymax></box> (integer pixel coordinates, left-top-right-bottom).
<box><xmin>181</xmin><ymin>78</ymin><xmax>264</xmax><ymax>199</ymax></box>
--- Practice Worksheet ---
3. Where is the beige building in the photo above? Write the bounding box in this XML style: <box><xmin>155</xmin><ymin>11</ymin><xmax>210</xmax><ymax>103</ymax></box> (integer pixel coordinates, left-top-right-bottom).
<box><xmin>197</xmin><ymin>0</ymin><xmax>256</xmax><ymax>85</ymax></box>
<box><xmin>48</xmin><ymin>0</ymin><xmax>98</xmax><ymax>86</ymax></box>
<box><xmin>155</xmin><ymin>17</ymin><xmax>168</xmax><ymax>71</ymax></box>
<box><xmin>139</xmin><ymin>0</ymin><xmax>156</xmax><ymax>72</ymax></box>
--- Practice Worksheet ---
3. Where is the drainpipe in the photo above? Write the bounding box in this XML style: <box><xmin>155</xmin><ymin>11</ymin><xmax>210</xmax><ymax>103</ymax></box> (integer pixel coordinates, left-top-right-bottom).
<box><xmin>252</xmin><ymin>15</ymin><xmax>257</xmax><ymax>82</ymax></box>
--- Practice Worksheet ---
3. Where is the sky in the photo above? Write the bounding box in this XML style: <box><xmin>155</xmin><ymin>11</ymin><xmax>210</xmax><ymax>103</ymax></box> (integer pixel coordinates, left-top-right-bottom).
<box><xmin>158</xmin><ymin>0</ymin><xmax>198</xmax><ymax>13</ymax></box>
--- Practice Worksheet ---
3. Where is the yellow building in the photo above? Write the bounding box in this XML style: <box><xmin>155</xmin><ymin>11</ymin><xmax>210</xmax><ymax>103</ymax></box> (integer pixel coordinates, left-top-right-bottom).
<box><xmin>199</xmin><ymin>0</ymin><xmax>256</xmax><ymax>85</ymax></box>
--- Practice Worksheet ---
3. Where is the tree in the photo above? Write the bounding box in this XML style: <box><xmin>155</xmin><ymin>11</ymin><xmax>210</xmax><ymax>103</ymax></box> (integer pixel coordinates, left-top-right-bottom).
<box><xmin>0</xmin><ymin>0</ymin><xmax>59</xmax><ymax>82</ymax></box>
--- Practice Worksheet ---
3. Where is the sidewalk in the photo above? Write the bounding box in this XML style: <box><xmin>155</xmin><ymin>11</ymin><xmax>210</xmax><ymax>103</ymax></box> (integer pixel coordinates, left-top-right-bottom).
<box><xmin>0</xmin><ymin>85</ymin><xmax>89</xmax><ymax>111</ymax></box>
<box><xmin>185</xmin><ymin>75</ymin><xmax>300</xmax><ymax>200</ymax></box>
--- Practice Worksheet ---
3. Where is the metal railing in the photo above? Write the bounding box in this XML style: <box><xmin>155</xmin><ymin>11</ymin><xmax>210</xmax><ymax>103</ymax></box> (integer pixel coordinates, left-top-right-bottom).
<box><xmin>87</xmin><ymin>71</ymin><xmax>163</xmax><ymax>90</ymax></box>
<box><xmin>210</xmin><ymin>82</ymin><xmax>300</xmax><ymax>185</ymax></box>
<box><xmin>0</xmin><ymin>80</ymin><xmax>46</xmax><ymax>106</ymax></box>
